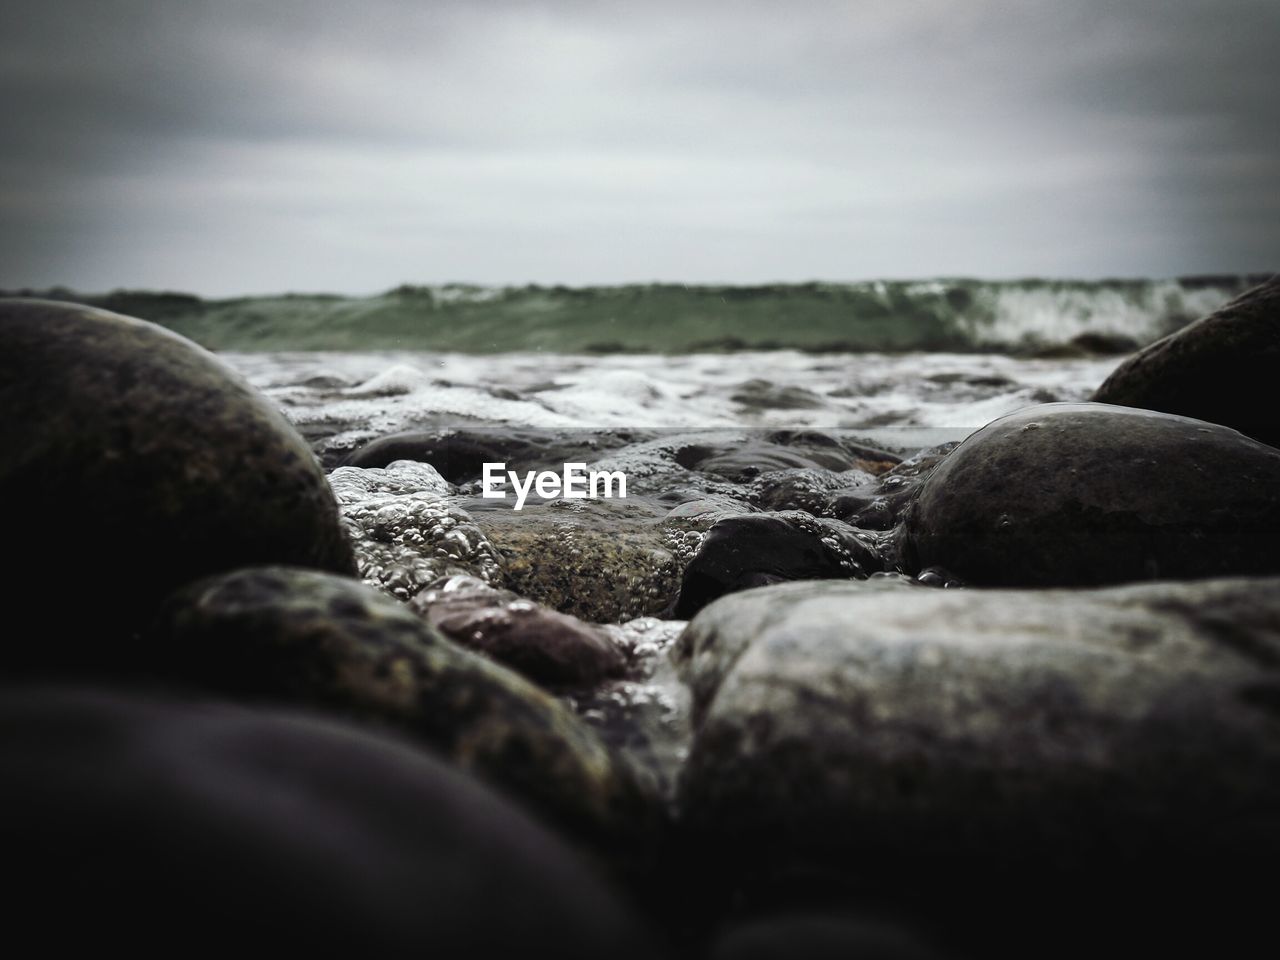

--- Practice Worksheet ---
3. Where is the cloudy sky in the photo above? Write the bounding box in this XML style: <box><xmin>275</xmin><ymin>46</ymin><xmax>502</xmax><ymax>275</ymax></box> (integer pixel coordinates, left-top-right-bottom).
<box><xmin>2</xmin><ymin>0</ymin><xmax>1277</xmax><ymax>295</ymax></box>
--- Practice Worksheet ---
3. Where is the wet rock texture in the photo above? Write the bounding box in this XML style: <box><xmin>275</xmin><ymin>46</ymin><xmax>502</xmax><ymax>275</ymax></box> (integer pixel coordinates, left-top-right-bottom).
<box><xmin>675</xmin><ymin>577</ymin><xmax>1280</xmax><ymax>875</ymax></box>
<box><xmin>148</xmin><ymin>567</ymin><xmax>652</xmax><ymax>842</ymax></box>
<box><xmin>409</xmin><ymin>574</ymin><xmax>629</xmax><ymax>687</ymax></box>
<box><xmin>0</xmin><ymin>299</ymin><xmax>355</xmax><ymax>659</ymax></box>
<box><xmin>1093</xmin><ymin>276</ymin><xmax>1280</xmax><ymax>446</ymax></box>
<box><xmin>0</xmin><ymin>688</ymin><xmax>648</xmax><ymax>956</ymax></box>
<box><xmin>673</xmin><ymin>512</ymin><xmax>886</xmax><ymax>618</ymax></box>
<box><xmin>473</xmin><ymin>500</ymin><xmax>684</xmax><ymax>622</ymax></box>
<box><xmin>900</xmin><ymin>402</ymin><xmax>1280</xmax><ymax>586</ymax></box>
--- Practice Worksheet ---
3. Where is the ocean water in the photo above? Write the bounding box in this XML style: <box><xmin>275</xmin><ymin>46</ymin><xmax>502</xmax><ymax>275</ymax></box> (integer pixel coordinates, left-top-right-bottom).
<box><xmin>227</xmin><ymin>348</ymin><xmax>1126</xmax><ymax>460</ymax></box>
<box><xmin>16</xmin><ymin>275</ymin><xmax>1260</xmax><ymax>353</ymax></box>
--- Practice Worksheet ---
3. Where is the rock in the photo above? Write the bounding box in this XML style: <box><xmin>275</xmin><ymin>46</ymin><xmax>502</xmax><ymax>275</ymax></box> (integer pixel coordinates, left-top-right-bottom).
<box><xmin>674</xmin><ymin>431</ymin><xmax>898</xmax><ymax>483</ymax></box>
<box><xmin>409</xmin><ymin>575</ymin><xmax>628</xmax><ymax>687</ymax></box>
<box><xmin>680</xmin><ymin>442</ymin><xmax>851</xmax><ymax>480</ymax></box>
<box><xmin>673</xmin><ymin>512</ymin><xmax>885</xmax><ymax>618</ymax></box>
<box><xmin>146</xmin><ymin>567</ymin><xmax>652</xmax><ymax>842</ymax></box>
<box><xmin>467</xmin><ymin>499</ymin><xmax>683</xmax><ymax>622</ymax></box>
<box><xmin>0</xmin><ymin>687</ymin><xmax>649</xmax><ymax>955</ymax></box>
<box><xmin>1092</xmin><ymin>276</ymin><xmax>1280</xmax><ymax>445</ymax></box>
<box><xmin>0</xmin><ymin>299</ymin><xmax>355</xmax><ymax>663</ymax></box>
<box><xmin>748</xmin><ymin>467</ymin><xmax>880</xmax><ymax>514</ymax></box>
<box><xmin>899</xmin><ymin>403</ymin><xmax>1280</xmax><ymax>586</ymax></box>
<box><xmin>674</xmin><ymin>577</ymin><xmax>1280</xmax><ymax>890</ymax></box>
<box><xmin>1028</xmin><ymin>331</ymin><xmax>1141</xmax><ymax>358</ymax></box>
<box><xmin>341</xmin><ymin>427</ymin><xmax>649</xmax><ymax>482</ymax></box>
<box><xmin>729</xmin><ymin>379</ymin><xmax>827</xmax><ymax>410</ymax></box>
<box><xmin>1068</xmin><ymin>331</ymin><xmax>1141</xmax><ymax>355</ymax></box>
<box><xmin>341</xmin><ymin>428</ymin><xmax>553</xmax><ymax>478</ymax></box>
<box><xmin>823</xmin><ymin>442</ymin><xmax>958</xmax><ymax>530</ymax></box>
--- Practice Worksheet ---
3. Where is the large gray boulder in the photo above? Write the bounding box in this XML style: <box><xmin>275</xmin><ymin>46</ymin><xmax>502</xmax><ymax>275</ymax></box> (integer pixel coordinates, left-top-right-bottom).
<box><xmin>899</xmin><ymin>402</ymin><xmax>1280</xmax><ymax>586</ymax></box>
<box><xmin>674</xmin><ymin>578</ymin><xmax>1280</xmax><ymax>877</ymax></box>
<box><xmin>1092</xmin><ymin>276</ymin><xmax>1280</xmax><ymax>446</ymax></box>
<box><xmin>0</xmin><ymin>299</ymin><xmax>354</xmax><ymax>663</ymax></box>
<box><xmin>0</xmin><ymin>688</ymin><xmax>649</xmax><ymax>955</ymax></box>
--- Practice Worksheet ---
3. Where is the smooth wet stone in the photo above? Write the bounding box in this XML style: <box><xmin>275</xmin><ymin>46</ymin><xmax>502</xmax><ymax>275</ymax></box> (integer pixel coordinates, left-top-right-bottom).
<box><xmin>342</xmin><ymin>427</ymin><xmax>651</xmax><ymax>481</ymax></box>
<box><xmin>409</xmin><ymin>575</ymin><xmax>628</xmax><ymax>687</ymax></box>
<box><xmin>147</xmin><ymin>567</ymin><xmax>652</xmax><ymax>842</ymax></box>
<box><xmin>899</xmin><ymin>403</ymin><xmax>1280</xmax><ymax>586</ymax></box>
<box><xmin>674</xmin><ymin>578</ymin><xmax>1280</xmax><ymax>879</ymax></box>
<box><xmin>0</xmin><ymin>299</ymin><xmax>355</xmax><ymax>662</ymax></box>
<box><xmin>1093</xmin><ymin>277</ymin><xmax>1280</xmax><ymax>446</ymax></box>
<box><xmin>0</xmin><ymin>688</ymin><xmax>649</xmax><ymax>955</ymax></box>
<box><xmin>673</xmin><ymin>512</ymin><xmax>885</xmax><ymax>619</ymax></box>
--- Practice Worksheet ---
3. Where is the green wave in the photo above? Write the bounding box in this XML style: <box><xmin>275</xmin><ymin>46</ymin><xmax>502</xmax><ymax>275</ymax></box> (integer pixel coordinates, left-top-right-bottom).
<box><xmin>6</xmin><ymin>276</ymin><xmax>1269</xmax><ymax>354</ymax></box>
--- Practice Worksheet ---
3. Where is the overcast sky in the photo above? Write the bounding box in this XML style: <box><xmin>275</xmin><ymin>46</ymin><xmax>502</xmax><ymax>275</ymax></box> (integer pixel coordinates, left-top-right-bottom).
<box><xmin>1</xmin><ymin>0</ymin><xmax>1277</xmax><ymax>295</ymax></box>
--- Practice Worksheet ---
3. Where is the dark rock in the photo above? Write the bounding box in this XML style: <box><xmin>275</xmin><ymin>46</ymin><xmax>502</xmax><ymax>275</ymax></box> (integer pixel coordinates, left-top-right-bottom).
<box><xmin>674</xmin><ymin>431</ymin><xmax>899</xmax><ymax>484</ymax></box>
<box><xmin>687</xmin><ymin>442</ymin><xmax>849</xmax><ymax>480</ymax></box>
<box><xmin>674</xmin><ymin>578</ymin><xmax>1280</xmax><ymax>949</ymax></box>
<box><xmin>342</xmin><ymin>428</ymin><xmax>548</xmax><ymax>478</ymax></box>
<box><xmin>147</xmin><ymin>567</ymin><xmax>652</xmax><ymax>841</ymax></box>
<box><xmin>0</xmin><ymin>687</ymin><xmax>648</xmax><ymax>954</ymax></box>
<box><xmin>823</xmin><ymin>442</ymin><xmax>958</xmax><ymax>529</ymax></box>
<box><xmin>1092</xmin><ymin>276</ymin><xmax>1280</xmax><ymax>445</ymax></box>
<box><xmin>748</xmin><ymin>468</ymin><xmax>876</xmax><ymax>514</ymax></box>
<box><xmin>409</xmin><ymin>575</ymin><xmax>628</xmax><ymax>687</ymax></box>
<box><xmin>673</xmin><ymin>512</ymin><xmax>885</xmax><ymax>619</ymax></box>
<box><xmin>925</xmin><ymin>372</ymin><xmax>1018</xmax><ymax>388</ymax></box>
<box><xmin>1068</xmin><ymin>331</ymin><xmax>1141</xmax><ymax>355</ymax></box>
<box><xmin>900</xmin><ymin>403</ymin><xmax>1280</xmax><ymax>586</ymax></box>
<box><xmin>0</xmin><ymin>299</ymin><xmax>355</xmax><ymax>664</ymax></box>
<box><xmin>342</xmin><ymin>427</ymin><xmax>649</xmax><ymax>482</ymax></box>
<box><xmin>1028</xmin><ymin>332</ymin><xmax>1141</xmax><ymax>358</ymax></box>
<box><xmin>730</xmin><ymin>379</ymin><xmax>827</xmax><ymax>410</ymax></box>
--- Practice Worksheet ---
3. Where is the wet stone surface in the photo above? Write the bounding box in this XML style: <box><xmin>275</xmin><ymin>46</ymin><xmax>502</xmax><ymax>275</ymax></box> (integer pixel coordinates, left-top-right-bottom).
<box><xmin>147</xmin><ymin>566</ymin><xmax>657</xmax><ymax>845</ymax></box>
<box><xmin>408</xmin><ymin>574</ymin><xmax>630</xmax><ymax>687</ymax></box>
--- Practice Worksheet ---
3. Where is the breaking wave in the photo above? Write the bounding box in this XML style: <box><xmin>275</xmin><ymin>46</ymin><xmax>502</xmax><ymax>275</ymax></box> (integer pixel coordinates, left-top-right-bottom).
<box><xmin>9</xmin><ymin>275</ymin><xmax>1270</xmax><ymax>355</ymax></box>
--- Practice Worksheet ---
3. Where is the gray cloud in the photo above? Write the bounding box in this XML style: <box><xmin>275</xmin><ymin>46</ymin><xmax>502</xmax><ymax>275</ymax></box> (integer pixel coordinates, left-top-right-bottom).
<box><xmin>1</xmin><ymin>0</ymin><xmax>1277</xmax><ymax>294</ymax></box>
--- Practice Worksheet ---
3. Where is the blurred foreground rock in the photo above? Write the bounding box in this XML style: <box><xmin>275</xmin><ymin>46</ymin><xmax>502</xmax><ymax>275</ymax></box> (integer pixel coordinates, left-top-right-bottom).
<box><xmin>0</xmin><ymin>688</ymin><xmax>649</xmax><ymax>955</ymax></box>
